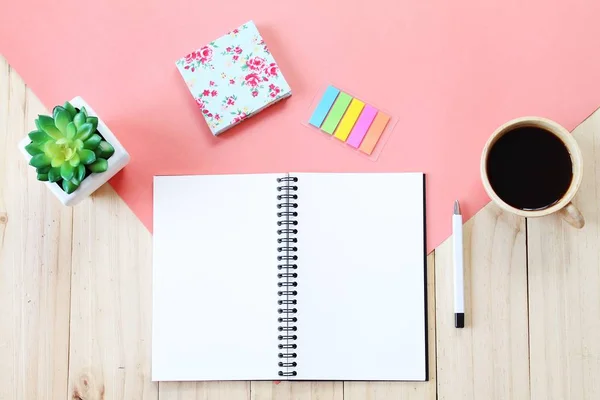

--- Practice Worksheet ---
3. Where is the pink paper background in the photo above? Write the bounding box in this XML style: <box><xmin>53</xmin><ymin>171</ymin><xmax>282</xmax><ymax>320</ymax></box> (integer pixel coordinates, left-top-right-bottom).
<box><xmin>2</xmin><ymin>0</ymin><xmax>600</xmax><ymax>252</ymax></box>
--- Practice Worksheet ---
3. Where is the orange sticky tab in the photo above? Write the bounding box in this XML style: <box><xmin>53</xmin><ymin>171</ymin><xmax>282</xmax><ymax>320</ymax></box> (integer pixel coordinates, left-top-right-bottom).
<box><xmin>358</xmin><ymin>112</ymin><xmax>390</xmax><ymax>155</ymax></box>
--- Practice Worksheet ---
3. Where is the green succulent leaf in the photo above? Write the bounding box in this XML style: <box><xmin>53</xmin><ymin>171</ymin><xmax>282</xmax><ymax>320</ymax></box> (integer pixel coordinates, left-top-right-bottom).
<box><xmin>37</xmin><ymin>115</ymin><xmax>63</xmax><ymax>139</ymax></box>
<box><xmin>29</xmin><ymin>154</ymin><xmax>51</xmax><ymax>168</ymax></box>
<box><xmin>35</xmin><ymin>118</ymin><xmax>42</xmax><ymax>131</ymax></box>
<box><xmin>74</xmin><ymin>139</ymin><xmax>84</xmax><ymax>150</ymax></box>
<box><xmin>37</xmin><ymin>173</ymin><xmax>49</xmax><ymax>181</ymax></box>
<box><xmin>71</xmin><ymin>177</ymin><xmax>81</xmax><ymax>186</ymax></box>
<box><xmin>88</xmin><ymin>158</ymin><xmax>108</xmax><ymax>173</ymax></box>
<box><xmin>48</xmin><ymin>167</ymin><xmax>61</xmax><ymax>182</ymax></box>
<box><xmin>69</xmin><ymin>152</ymin><xmax>80</xmax><ymax>167</ymax></box>
<box><xmin>52</xmin><ymin>106</ymin><xmax>62</xmax><ymax>120</ymax></box>
<box><xmin>53</xmin><ymin>107</ymin><xmax>72</xmax><ymax>134</ymax></box>
<box><xmin>76</xmin><ymin>123</ymin><xmax>94</xmax><ymax>141</ymax></box>
<box><xmin>25</xmin><ymin>142</ymin><xmax>44</xmax><ymax>156</ymax></box>
<box><xmin>64</xmin><ymin>147</ymin><xmax>75</xmax><ymax>161</ymax></box>
<box><xmin>83</xmin><ymin>134</ymin><xmax>102</xmax><ymax>149</ymax></box>
<box><xmin>36</xmin><ymin>166</ymin><xmax>51</xmax><ymax>174</ymax></box>
<box><xmin>44</xmin><ymin>141</ymin><xmax>60</xmax><ymax>157</ymax></box>
<box><xmin>66</xmin><ymin>122</ymin><xmax>77</xmax><ymax>140</ymax></box>
<box><xmin>74</xmin><ymin>112</ymin><xmax>86</xmax><ymax>128</ymax></box>
<box><xmin>86</xmin><ymin>116</ymin><xmax>98</xmax><ymax>132</ymax></box>
<box><xmin>63</xmin><ymin>101</ymin><xmax>77</xmax><ymax>119</ymax></box>
<box><xmin>60</xmin><ymin>162</ymin><xmax>75</xmax><ymax>181</ymax></box>
<box><xmin>51</xmin><ymin>155</ymin><xmax>65</xmax><ymax>168</ymax></box>
<box><xmin>62</xmin><ymin>179</ymin><xmax>79</xmax><ymax>194</ymax></box>
<box><xmin>78</xmin><ymin>149</ymin><xmax>96</xmax><ymax>165</ymax></box>
<box><xmin>76</xmin><ymin>164</ymin><xmax>86</xmax><ymax>182</ymax></box>
<box><xmin>79</xmin><ymin>106</ymin><xmax>88</xmax><ymax>118</ymax></box>
<box><xmin>28</xmin><ymin>130</ymin><xmax>51</xmax><ymax>143</ymax></box>
<box><xmin>95</xmin><ymin>141</ymin><xmax>115</xmax><ymax>159</ymax></box>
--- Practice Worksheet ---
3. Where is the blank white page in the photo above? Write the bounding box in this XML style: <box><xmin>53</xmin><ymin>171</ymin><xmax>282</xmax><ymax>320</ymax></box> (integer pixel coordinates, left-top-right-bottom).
<box><xmin>152</xmin><ymin>174</ymin><xmax>281</xmax><ymax>381</ymax></box>
<box><xmin>293</xmin><ymin>173</ymin><xmax>427</xmax><ymax>381</ymax></box>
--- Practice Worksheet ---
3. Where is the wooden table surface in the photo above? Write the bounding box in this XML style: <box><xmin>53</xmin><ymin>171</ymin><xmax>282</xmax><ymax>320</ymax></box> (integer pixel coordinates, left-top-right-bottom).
<box><xmin>1</xmin><ymin>54</ymin><xmax>600</xmax><ymax>400</ymax></box>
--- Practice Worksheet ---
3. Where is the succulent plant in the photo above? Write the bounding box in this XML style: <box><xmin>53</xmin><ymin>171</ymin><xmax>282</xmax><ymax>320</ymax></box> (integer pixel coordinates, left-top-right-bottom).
<box><xmin>25</xmin><ymin>101</ymin><xmax>115</xmax><ymax>194</ymax></box>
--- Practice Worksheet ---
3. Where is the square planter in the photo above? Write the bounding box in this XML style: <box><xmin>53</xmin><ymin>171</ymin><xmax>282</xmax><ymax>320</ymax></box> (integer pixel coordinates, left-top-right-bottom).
<box><xmin>18</xmin><ymin>96</ymin><xmax>130</xmax><ymax>206</ymax></box>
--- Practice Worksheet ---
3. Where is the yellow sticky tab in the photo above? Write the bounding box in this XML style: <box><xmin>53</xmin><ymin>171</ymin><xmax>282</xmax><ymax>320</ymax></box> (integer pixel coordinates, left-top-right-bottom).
<box><xmin>333</xmin><ymin>98</ymin><xmax>365</xmax><ymax>141</ymax></box>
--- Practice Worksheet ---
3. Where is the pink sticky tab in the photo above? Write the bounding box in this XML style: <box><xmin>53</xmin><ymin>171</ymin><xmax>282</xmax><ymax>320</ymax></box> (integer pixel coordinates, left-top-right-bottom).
<box><xmin>346</xmin><ymin>105</ymin><xmax>378</xmax><ymax>148</ymax></box>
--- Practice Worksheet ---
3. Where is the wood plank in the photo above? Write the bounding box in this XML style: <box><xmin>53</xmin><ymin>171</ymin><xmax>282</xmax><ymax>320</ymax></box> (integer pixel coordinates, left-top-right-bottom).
<box><xmin>343</xmin><ymin>253</ymin><xmax>436</xmax><ymax>400</ymax></box>
<box><xmin>68</xmin><ymin>184</ymin><xmax>157</xmax><ymax>400</ymax></box>
<box><xmin>527</xmin><ymin>109</ymin><xmax>600</xmax><ymax>400</ymax></box>
<box><xmin>251</xmin><ymin>381</ymin><xmax>342</xmax><ymax>400</ymax></box>
<box><xmin>435</xmin><ymin>204</ymin><xmax>530</xmax><ymax>399</ymax></box>
<box><xmin>159</xmin><ymin>381</ymin><xmax>250</xmax><ymax>400</ymax></box>
<box><xmin>0</xmin><ymin>56</ymin><xmax>72</xmax><ymax>399</ymax></box>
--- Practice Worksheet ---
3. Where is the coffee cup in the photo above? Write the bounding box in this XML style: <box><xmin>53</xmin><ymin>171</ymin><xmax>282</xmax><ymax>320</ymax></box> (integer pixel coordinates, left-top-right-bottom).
<box><xmin>480</xmin><ymin>116</ymin><xmax>584</xmax><ymax>228</ymax></box>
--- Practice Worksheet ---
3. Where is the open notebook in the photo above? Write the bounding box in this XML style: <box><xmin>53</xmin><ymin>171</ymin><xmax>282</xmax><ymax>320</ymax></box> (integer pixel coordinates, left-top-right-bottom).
<box><xmin>152</xmin><ymin>172</ymin><xmax>427</xmax><ymax>381</ymax></box>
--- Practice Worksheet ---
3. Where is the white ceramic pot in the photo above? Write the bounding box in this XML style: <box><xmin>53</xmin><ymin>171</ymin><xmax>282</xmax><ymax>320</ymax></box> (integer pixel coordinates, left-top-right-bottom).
<box><xmin>18</xmin><ymin>96</ymin><xmax>130</xmax><ymax>206</ymax></box>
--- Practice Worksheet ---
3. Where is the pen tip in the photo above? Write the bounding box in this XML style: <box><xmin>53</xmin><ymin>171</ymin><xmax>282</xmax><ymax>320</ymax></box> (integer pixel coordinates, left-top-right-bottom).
<box><xmin>454</xmin><ymin>200</ymin><xmax>461</xmax><ymax>215</ymax></box>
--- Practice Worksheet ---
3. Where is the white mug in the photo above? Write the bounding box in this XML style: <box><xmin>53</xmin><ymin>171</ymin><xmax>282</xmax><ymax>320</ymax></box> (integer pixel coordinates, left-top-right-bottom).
<box><xmin>480</xmin><ymin>116</ymin><xmax>584</xmax><ymax>228</ymax></box>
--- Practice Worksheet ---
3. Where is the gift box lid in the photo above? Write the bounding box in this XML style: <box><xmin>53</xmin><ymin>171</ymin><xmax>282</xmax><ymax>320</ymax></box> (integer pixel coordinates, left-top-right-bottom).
<box><xmin>176</xmin><ymin>20</ymin><xmax>292</xmax><ymax>135</ymax></box>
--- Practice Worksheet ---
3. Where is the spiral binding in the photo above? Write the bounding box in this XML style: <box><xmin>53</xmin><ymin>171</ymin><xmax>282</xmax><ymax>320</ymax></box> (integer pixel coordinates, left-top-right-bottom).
<box><xmin>276</xmin><ymin>175</ymin><xmax>299</xmax><ymax>377</ymax></box>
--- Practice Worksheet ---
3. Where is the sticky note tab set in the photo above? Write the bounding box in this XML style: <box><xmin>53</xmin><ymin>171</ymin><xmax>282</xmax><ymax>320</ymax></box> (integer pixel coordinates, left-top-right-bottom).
<box><xmin>306</xmin><ymin>85</ymin><xmax>394</xmax><ymax>159</ymax></box>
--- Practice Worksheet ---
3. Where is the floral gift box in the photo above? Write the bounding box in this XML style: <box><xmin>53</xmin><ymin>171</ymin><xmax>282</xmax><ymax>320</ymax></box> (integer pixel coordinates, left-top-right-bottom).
<box><xmin>175</xmin><ymin>20</ymin><xmax>292</xmax><ymax>135</ymax></box>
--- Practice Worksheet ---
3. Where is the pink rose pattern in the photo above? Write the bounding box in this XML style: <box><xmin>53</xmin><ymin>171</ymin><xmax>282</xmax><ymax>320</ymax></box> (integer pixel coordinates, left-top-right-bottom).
<box><xmin>221</xmin><ymin>95</ymin><xmax>237</xmax><ymax>108</ymax></box>
<box><xmin>268</xmin><ymin>84</ymin><xmax>282</xmax><ymax>98</ymax></box>
<box><xmin>231</xmin><ymin>110</ymin><xmax>248</xmax><ymax>124</ymax></box>
<box><xmin>176</xmin><ymin>22</ymin><xmax>291</xmax><ymax>134</ymax></box>
<box><xmin>177</xmin><ymin>42</ymin><xmax>219</xmax><ymax>72</ymax></box>
<box><xmin>264</xmin><ymin>63</ymin><xmax>279</xmax><ymax>77</ymax></box>
<box><xmin>259</xmin><ymin>38</ymin><xmax>270</xmax><ymax>54</ymax></box>
<box><xmin>243</xmin><ymin>56</ymin><xmax>266</xmax><ymax>72</ymax></box>
<box><xmin>221</xmin><ymin>45</ymin><xmax>244</xmax><ymax>63</ymax></box>
<box><xmin>238</xmin><ymin>58</ymin><xmax>280</xmax><ymax>96</ymax></box>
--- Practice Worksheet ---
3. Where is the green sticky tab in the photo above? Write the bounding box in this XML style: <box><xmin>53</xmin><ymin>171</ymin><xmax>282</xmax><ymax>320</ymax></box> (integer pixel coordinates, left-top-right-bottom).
<box><xmin>320</xmin><ymin>92</ymin><xmax>353</xmax><ymax>134</ymax></box>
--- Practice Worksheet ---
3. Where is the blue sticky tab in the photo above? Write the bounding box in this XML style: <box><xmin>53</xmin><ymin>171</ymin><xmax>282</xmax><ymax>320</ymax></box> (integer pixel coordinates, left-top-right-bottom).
<box><xmin>308</xmin><ymin>85</ymin><xmax>341</xmax><ymax>128</ymax></box>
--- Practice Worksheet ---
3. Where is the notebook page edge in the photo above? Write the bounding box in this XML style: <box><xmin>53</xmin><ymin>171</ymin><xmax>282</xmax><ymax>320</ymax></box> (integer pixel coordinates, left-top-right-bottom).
<box><xmin>152</xmin><ymin>173</ymin><xmax>284</xmax><ymax>381</ymax></box>
<box><xmin>291</xmin><ymin>172</ymin><xmax>427</xmax><ymax>381</ymax></box>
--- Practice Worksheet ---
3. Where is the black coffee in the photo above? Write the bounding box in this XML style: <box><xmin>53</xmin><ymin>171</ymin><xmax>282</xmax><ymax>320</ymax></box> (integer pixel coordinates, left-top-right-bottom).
<box><xmin>486</xmin><ymin>126</ymin><xmax>573</xmax><ymax>210</ymax></box>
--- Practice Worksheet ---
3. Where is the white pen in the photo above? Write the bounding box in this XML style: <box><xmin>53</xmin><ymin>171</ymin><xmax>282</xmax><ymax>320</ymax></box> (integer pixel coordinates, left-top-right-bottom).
<box><xmin>453</xmin><ymin>200</ymin><xmax>465</xmax><ymax>328</ymax></box>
